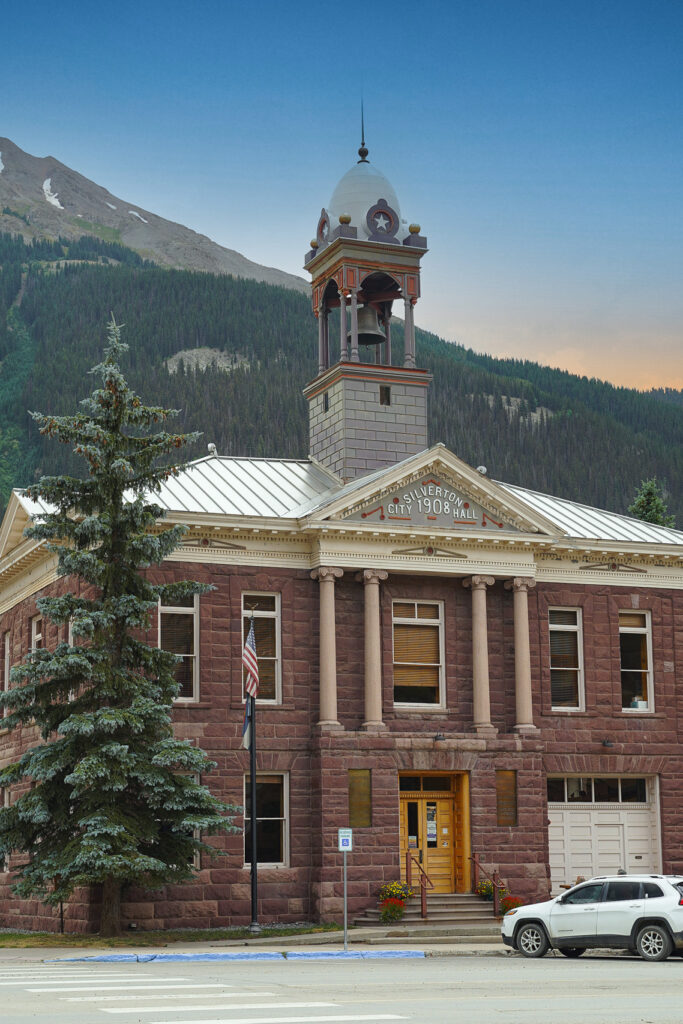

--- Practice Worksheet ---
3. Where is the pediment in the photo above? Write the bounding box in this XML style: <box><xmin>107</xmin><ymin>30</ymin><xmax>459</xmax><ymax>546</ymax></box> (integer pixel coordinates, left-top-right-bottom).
<box><xmin>0</xmin><ymin>491</ymin><xmax>34</xmax><ymax>562</ymax></box>
<box><xmin>306</xmin><ymin>445</ymin><xmax>561</xmax><ymax>537</ymax></box>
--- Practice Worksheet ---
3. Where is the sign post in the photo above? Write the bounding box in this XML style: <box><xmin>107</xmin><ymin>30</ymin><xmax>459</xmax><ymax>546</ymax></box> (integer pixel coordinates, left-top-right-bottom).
<box><xmin>338</xmin><ymin>828</ymin><xmax>353</xmax><ymax>952</ymax></box>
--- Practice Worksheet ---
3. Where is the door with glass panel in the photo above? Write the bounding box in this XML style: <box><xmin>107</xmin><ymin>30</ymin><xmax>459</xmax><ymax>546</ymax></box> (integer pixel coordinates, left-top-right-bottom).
<box><xmin>399</xmin><ymin>775</ymin><xmax>459</xmax><ymax>893</ymax></box>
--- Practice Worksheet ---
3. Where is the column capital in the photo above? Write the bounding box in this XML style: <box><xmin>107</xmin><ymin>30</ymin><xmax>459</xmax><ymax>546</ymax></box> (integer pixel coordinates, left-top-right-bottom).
<box><xmin>504</xmin><ymin>576</ymin><xmax>537</xmax><ymax>593</ymax></box>
<box><xmin>463</xmin><ymin>575</ymin><xmax>495</xmax><ymax>591</ymax></box>
<box><xmin>311</xmin><ymin>566</ymin><xmax>344</xmax><ymax>582</ymax></box>
<box><xmin>356</xmin><ymin>569</ymin><xmax>389</xmax><ymax>585</ymax></box>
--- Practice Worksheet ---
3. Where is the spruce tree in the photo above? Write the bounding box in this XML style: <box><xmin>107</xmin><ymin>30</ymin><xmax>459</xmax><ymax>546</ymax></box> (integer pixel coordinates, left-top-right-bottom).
<box><xmin>0</xmin><ymin>317</ymin><xmax>239</xmax><ymax>936</ymax></box>
<box><xmin>628</xmin><ymin>477</ymin><xmax>676</xmax><ymax>528</ymax></box>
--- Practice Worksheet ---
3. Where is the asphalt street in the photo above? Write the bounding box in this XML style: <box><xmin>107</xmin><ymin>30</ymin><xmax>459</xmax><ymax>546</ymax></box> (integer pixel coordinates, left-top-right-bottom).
<box><xmin>0</xmin><ymin>952</ymin><xmax>681</xmax><ymax>1024</ymax></box>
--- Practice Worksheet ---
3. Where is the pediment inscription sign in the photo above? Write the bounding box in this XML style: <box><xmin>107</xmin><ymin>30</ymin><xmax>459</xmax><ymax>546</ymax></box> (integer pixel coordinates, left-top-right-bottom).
<box><xmin>345</xmin><ymin>475</ymin><xmax>520</xmax><ymax>532</ymax></box>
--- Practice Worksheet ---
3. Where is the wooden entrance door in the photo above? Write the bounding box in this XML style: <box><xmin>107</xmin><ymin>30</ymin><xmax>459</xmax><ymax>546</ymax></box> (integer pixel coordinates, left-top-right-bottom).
<box><xmin>400</xmin><ymin>789</ymin><xmax>456</xmax><ymax>894</ymax></box>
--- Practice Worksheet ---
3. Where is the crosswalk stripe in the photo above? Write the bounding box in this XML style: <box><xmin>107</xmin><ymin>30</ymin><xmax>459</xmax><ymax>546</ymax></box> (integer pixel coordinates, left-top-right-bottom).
<box><xmin>64</xmin><ymin>991</ymin><xmax>274</xmax><ymax>1002</ymax></box>
<box><xmin>27</xmin><ymin>983</ymin><xmax>231</xmax><ymax>993</ymax></box>
<box><xmin>102</xmin><ymin>1002</ymin><xmax>337</xmax><ymax>1014</ymax></box>
<box><xmin>0</xmin><ymin>974</ymin><xmax>162</xmax><ymax>985</ymax></box>
<box><xmin>140</xmin><ymin>1016</ymin><xmax>406</xmax><ymax>1024</ymax></box>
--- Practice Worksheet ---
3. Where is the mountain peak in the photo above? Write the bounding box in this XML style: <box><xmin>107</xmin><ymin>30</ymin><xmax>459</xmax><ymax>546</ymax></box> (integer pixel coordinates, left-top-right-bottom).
<box><xmin>0</xmin><ymin>137</ymin><xmax>306</xmax><ymax>292</ymax></box>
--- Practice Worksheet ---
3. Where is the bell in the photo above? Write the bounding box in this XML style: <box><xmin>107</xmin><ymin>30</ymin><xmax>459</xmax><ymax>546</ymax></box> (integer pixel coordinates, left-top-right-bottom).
<box><xmin>349</xmin><ymin>304</ymin><xmax>386</xmax><ymax>346</ymax></box>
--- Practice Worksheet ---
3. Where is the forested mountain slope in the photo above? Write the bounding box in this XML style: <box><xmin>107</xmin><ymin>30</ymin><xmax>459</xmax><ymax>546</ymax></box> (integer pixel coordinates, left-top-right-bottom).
<box><xmin>1</xmin><ymin>232</ymin><xmax>681</xmax><ymax>523</ymax></box>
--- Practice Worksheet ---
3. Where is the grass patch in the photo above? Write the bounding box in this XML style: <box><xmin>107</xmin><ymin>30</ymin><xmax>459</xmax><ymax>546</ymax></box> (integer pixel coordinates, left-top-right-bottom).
<box><xmin>0</xmin><ymin>923</ymin><xmax>342</xmax><ymax>948</ymax></box>
<box><xmin>66</xmin><ymin>218</ymin><xmax>122</xmax><ymax>243</ymax></box>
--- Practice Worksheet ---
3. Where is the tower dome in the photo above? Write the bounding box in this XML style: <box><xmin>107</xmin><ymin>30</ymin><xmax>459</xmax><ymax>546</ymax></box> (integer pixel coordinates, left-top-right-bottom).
<box><xmin>327</xmin><ymin>160</ymin><xmax>406</xmax><ymax>243</ymax></box>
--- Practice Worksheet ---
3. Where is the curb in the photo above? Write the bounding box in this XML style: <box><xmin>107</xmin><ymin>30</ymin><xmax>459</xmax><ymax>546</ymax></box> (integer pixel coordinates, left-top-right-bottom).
<box><xmin>47</xmin><ymin>949</ymin><xmax>427</xmax><ymax>963</ymax></box>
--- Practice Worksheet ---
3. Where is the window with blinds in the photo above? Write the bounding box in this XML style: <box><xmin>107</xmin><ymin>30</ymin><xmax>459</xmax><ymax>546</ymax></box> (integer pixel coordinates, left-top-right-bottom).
<box><xmin>619</xmin><ymin>611</ymin><xmax>652</xmax><ymax>710</ymax></box>
<box><xmin>549</xmin><ymin>608</ymin><xmax>583</xmax><ymax>710</ymax></box>
<box><xmin>159</xmin><ymin>595</ymin><xmax>198</xmax><ymax>701</ymax></box>
<box><xmin>242</xmin><ymin>593</ymin><xmax>280</xmax><ymax>702</ymax></box>
<box><xmin>392</xmin><ymin>601</ymin><xmax>444</xmax><ymax>705</ymax></box>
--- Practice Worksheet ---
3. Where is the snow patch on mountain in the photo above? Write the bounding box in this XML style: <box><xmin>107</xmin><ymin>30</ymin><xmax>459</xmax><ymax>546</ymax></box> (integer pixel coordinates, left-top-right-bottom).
<box><xmin>42</xmin><ymin>178</ymin><xmax>64</xmax><ymax>209</ymax></box>
<box><xmin>0</xmin><ymin>152</ymin><xmax>4</xmax><ymax>174</ymax></box>
<box><xmin>105</xmin><ymin>201</ymin><xmax>117</xmax><ymax>209</ymax></box>
<box><xmin>129</xmin><ymin>210</ymin><xmax>148</xmax><ymax>223</ymax></box>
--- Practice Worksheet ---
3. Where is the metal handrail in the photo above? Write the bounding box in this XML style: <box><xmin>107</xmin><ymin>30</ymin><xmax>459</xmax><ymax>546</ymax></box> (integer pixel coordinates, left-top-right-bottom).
<box><xmin>469</xmin><ymin>852</ymin><xmax>506</xmax><ymax>916</ymax></box>
<box><xmin>405</xmin><ymin>852</ymin><xmax>435</xmax><ymax>918</ymax></box>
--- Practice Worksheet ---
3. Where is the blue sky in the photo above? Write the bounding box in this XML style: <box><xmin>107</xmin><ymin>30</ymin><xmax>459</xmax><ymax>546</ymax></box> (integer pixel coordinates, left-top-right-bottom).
<box><xmin>3</xmin><ymin>0</ymin><xmax>682</xmax><ymax>388</ymax></box>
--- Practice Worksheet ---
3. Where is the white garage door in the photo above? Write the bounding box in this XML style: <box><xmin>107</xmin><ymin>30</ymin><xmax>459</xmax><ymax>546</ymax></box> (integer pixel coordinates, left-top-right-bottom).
<box><xmin>547</xmin><ymin>776</ymin><xmax>660</xmax><ymax>892</ymax></box>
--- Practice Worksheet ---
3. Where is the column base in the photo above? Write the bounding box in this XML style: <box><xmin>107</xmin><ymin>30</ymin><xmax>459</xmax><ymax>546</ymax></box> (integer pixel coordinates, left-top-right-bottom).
<box><xmin>316</xmin><ymin>720</ymin><xmax>344</xmax><ymax>731</ymax></box>
<box><xmin>472</xmin><ymin>723</ymin><xmax>498</xmax><ymax>738</ymax></box>
<box><xmin>513</xmin><ymin>723</ymin><xmax>539</xmax><ymax>736</ymax></box>
<box><xmin>361</xmin><ymin>720</ymin><xmax>387</xmax><ymax>732</ymax></box>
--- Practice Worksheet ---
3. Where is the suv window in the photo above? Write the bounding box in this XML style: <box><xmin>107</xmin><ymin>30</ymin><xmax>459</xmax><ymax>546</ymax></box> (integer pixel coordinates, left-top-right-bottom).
<box><xmin>605</xmin><ymin>881</ymin><xmax>641</xmax><ymax>901</ymax></box>
<box><xmin>643</xmin><ymin>883</ymin><xmax>664</xmax><ymax>898</ymax></box>
<box><xmin>563</xmin><ymin>883</ymin><xmax>604</xmax><ymax>904</ymax></box>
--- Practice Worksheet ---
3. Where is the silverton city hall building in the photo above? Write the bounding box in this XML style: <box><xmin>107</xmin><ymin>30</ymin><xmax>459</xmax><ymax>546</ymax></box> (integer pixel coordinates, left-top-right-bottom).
<box><xmin>1</xmin><ymin>143</ymin><xmax>683</xmax><ymax>931</ymax></box>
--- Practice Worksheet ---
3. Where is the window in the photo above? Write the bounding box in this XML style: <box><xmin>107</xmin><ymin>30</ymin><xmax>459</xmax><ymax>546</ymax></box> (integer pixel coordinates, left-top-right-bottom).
<box><xmin>242</xmin><ymin>593</ymin><xmax>280</xmax><ymax>703</ymax></box>
<box><xmin>31</xmin><ymin>616</ymin><xmax>43</xmax><ymax>651</ymax></box>
<box><xmin>379</xmin><ymin>385</ymin><xmax>391</xmax><ymax>406</ymax></box>
<box><xmin>619</xmin><ymin>611</ymin><xmax>652</xmax><ymax>711</ymax></box>
<box><xmin>244</xmin><ymin>773</ymin><xmax>288</xmax><ymax>866</ymax></box>
<box><xmin>392</xmin><ymin>601</ymin><xmax>444</xmax><ymax>706</ymax></box>
<box><xmin>549</xmin><ymin>609</ymin><xmax>583</xmax><ymax>709</ymax></box>
<box><xmin>605</xmin><ymin>880</ymin><xmax>641</xmax><ymax>902</ymax></box>
<box><xmin>562</xmin><ymin>883</ymin><xmax>604</xmax><ymax>905</ymax></box>
<box><xmin>348</xmin><ymin>769</ymin><xmax>371</xmax><ymax>828</ymax></box>
<box><xmin>0</xmin><ymin>788</ymin><xmax>7</xmax><ymax>872</ymax></box>
<box><xmin>547</xmin><ymin>776</ymin><xmax>648</xmax><ymax>804</ymax></box>
<box><xmin>323</xmin><ymin>392</ymin><xmax>329</xmax><ymax>412</ymax></box>
<box><xmin>159</xmin><ymin>595</ymin><xmax>199</xmax><ymax>701</ymax></box>
<box><xmin>2</xmin><ymin>632</ymin><xmax>9</xmax><ymax>720</ymax></box>
<box><xmin>643</xmin><ymin>883</ymin><xmax>664</xmax><ymax>899</ymax></box>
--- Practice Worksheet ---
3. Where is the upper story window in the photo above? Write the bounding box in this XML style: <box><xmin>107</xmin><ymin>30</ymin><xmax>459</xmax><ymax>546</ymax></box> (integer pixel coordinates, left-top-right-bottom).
<box><xmin>31</xmin><ymin>616</ymin><xmax>43</xmax><ymax>651</ymax></box>
<box><xmin>242</xmin><ymin>593</ymin><xmax>280</xmax><ymax>703</ymax></box>
<box><xmin>549</xmin><ymin>608</ymin><xmax>584</xmax><ymax>710</ymax></box>
<box><xmin>392</xmin><ymin>601</ymin><xmax>444</xmax><ymax>706</ymax></box>
<box><xmin>158</xmin><ymin>595</ymin><xmax>199</xmax><ymax>702</ymax></box>
<box><xmin>619</xmin><ymin>611</ymin><xmax>652</xmax><ymax>711</ymax></box>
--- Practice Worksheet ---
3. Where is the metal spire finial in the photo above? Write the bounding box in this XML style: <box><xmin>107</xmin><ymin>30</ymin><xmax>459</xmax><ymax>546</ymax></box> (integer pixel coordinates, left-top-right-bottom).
<box><xmin>358</xmin><ymin>100</ymin><xmax>369</xmax><ymax>163</ymax></box>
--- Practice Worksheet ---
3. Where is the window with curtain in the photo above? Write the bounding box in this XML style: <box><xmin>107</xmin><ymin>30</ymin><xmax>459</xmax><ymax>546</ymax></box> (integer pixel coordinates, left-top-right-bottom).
<box><xmin>619</xmin><ymin>611</ymin><xmax>652</xmax><ymax>710</ymax></box>
<box><xmin>549</xmin><ymin>608</ymin><xmax>583</xmax><ymax>710</ymax></box>
<box><xmin>242</xmin><ymin>593</ymin><xmax>280</xmax><ymax>702</ymax></box>
<box><xmin>392</xmin><ymin>601</ymin><xmax>443</xmax><ymax>705</ymax></box>
<box><xmin>159</xmin><ymin>595</ymin><xmax>198</xmax><ymax>701</ymax></box>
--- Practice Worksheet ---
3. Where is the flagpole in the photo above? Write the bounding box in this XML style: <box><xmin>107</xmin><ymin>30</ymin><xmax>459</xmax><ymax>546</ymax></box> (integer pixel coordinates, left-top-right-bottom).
<box><xmin>248</xmin><ymin>691</ymin><xmax>260</xmax><ymax>935</ymax></box>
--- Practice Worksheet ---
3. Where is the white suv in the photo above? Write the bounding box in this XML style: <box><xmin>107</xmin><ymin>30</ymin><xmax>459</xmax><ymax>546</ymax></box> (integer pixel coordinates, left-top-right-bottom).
<box><xmin>502</xmin><ymin>875</ymin><xmax>683</xmax><ymax>961</ymax></box>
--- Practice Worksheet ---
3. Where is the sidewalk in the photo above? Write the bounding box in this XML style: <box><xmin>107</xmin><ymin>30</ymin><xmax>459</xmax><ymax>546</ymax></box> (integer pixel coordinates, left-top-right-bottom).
<box><xmin>0</xmin><ymin>925</ymin><xmax>512</xmax><ymax>964</ymax></box>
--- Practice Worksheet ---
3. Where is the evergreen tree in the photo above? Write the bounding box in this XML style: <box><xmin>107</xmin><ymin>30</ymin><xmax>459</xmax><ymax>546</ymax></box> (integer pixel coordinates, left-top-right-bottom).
<box><xmin>0</xmin><ymin>318</ymin><xmax>239</xmax><ymax>936</ymax></box>
<box><xmin>628</xmin><ymin>477</ymin><xmax>676</xmax><ymax>528</ymax></box>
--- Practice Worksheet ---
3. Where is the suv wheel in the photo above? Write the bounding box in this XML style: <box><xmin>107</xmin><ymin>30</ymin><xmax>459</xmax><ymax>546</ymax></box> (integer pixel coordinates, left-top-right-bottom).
<box><xmin>517</xmin><ymin>923</ymin><xmax>549</xmax><ymax>958</ymax></box>
<box><xmin>636</xmin><ymin>924</ymin><xmax>673</xmax><ymax>962</ymax></box>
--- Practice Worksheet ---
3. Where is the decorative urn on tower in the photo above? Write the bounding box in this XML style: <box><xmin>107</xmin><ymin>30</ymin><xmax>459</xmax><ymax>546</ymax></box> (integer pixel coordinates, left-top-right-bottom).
<box><xmin>303</xmin><ymin>138</ymin><xmax>432</xmax><ymax>481</ymax></box>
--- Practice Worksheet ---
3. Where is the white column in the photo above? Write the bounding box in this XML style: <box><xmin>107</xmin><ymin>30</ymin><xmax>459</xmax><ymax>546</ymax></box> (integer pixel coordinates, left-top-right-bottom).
<box><xmin>403</xmin><ymin>297</ymin><xmax>416</xmax><ymax>368</ymax></box>
<box><xmin>505</xmin><ymin>577</ymin><xmax>538</xmax><ymax>733</ymax></box>
<box><xmin>463</xmin><ymin>575</ymin><xmax>497</xmax><ymax>735</ymax></box>
<box><xmin>311</xmin><ymin>567</ymin><xmax>344</xmax><ymax>728</ymax></box>
<box><xmin>317</xmin><ymin>308</ymin><xmax>325</xmax><ymax>373</ymax></box>
<box><xmin>339</xmin><ymin>291</ymin><xmax>348</xmax><ymax>361</ymax></box>
<box><xmin>350</xmin><ymin>289</ymin><xmax>360</xmax><ymax>363</ymax></box>
<box><xmin>357</xmin><ymin>569</ymin><xmax>388</xmax><ymax>729</ymax></box>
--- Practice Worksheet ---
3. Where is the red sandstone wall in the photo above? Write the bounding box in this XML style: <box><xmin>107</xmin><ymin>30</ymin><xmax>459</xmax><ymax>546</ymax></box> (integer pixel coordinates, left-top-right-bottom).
<box><xmin>1</xmin><ymin>568</ymin><xmax>682</xmax><ymax>930</ymax></box>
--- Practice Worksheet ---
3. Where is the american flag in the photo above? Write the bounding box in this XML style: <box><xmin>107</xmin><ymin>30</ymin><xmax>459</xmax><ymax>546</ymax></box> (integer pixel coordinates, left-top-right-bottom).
<box><xmin>242</xmin><ymin>618</ymin><xmax>259</xmax><ymax>698</ymax></box>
